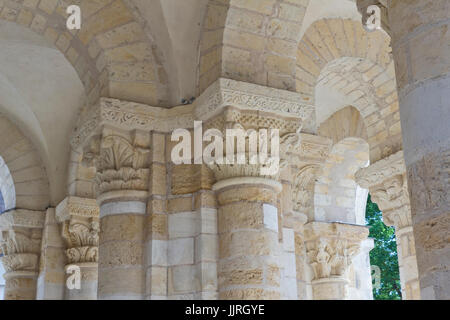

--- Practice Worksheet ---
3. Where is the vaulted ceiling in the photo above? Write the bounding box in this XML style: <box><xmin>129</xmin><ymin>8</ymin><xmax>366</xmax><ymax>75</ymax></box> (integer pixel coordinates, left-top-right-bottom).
<box><xmin>0</xmin><ymin>0</ymin><xmax>397</xmax><ymax>206</ymax></box>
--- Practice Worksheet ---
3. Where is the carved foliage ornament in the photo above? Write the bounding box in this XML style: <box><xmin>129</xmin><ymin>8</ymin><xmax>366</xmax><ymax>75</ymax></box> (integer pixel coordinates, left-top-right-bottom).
<box><xmin>83</xmin><ymin>135</ymin><xmax>150</xmax><ymax>194</ymax></box>
<box><xmin>0</xmin><ymin>228</ymin><xmax>42</xmax><ymax>272</ymax></box>
<box><xmin>306</xmin><ymin>238</ymin><xmax>361</xmax><ymax>280</ymax></box>
<box><xmin>292</xmin><ymin>165</ymin><xmax>320</xmax><ymax>213</ymax></box>
<box><xmin>407</xmin><ymin>150</ymin><xmax>449</xmax><ymax>213</ymax></box>
<box><xmin>62</xmin><ymin>220</ymin><xmax>99</xmax><ymax>264</ymax></box>
<box><xmin>195</xmin><ymin>78</ymin><xmax>315</xmax><ymax>126</ymax></box>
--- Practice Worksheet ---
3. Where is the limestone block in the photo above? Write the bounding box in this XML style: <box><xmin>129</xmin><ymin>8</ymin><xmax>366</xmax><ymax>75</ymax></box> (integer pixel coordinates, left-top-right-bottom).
<box><xmin>219</xmin><ymin>231</ymin><xmax>279</xmax><ymax>258</ymax></box>
<box><xmin>199</xmin><ymin>262</ymin><xmax>218</xmax><ymax>292</ymax></box>
<box><xmin>168</xmin><ymin>265</ymin><xmax>201</xmax><ymax>295</ymax></box>
<box><xmin>219</xmin><ymin>288</ymin><xmax>280</xmax><ymax>300</ymax></box>
<box><xmin>282</xmin><ymin>228</ymin><xmax>295</xmax><ymax>252</ymax></box>
<box><xmin>167</xmin><ymin>197</ymin><xmax>192</xmax><ymax>213</ymax></box>
<box><xmin>194</xmin><ymin>191</ymin><xmax>217</xmax><ymax>209</ymax></box>
<box><xmin>218</xmin><ymin>202</ymin><xmax>264</xmax><ymax>233</ymax></box>
<box><xmin>217</xmin><ymin>186</ymin><xmax>278</xmax><ymax>205</ymax></box>
<box><xmin>99</xmin><ymin>240</ymin><xmax>143</xmax><ymax>268</ymax></box>
<box><xmin>171</xmin><ymin>165</ymin><xmax>215</xmax><ymax>195</ymax></box>
<box><xmin>195</xmin><ymin>234</ymin><xmax>218</xmax><ymax>262</ymax></box>
<box><xmin>100</xmin><ymin>214</ymin><xmax>145</xmax><ymax>243</ymax></box>
<box><xmin>147</xmin><ymin>213</ymin><xmax>168</xmax><ymax>240</ymax></box>
<box><xmin>168</xmin><ymin>212</ymin><xmax>198</xmax><ymax>239</ymax></box>
<box><xmin>263</xmin><ymin>204</ymin><xmax>279</xmax><ymax>232</ymax></box>
<box><xmin>199</xmin><ymin>208</ymin><xmax>218</xmax><ymax>235</ymax></box>
<box><xmin>98</xmin><ymin>267</ymin><xmax>144</xmax><ymax>298</ymax></box>
<box><xmin>147</xmin><ymin>266</ymin><xmax>167</xmax><ymax>296</ymax></box>
<box><xmin>168</xmin><ymin>238</ymin><xmax>195</xmax><ymax>266</ymax></box>
<box><xmin>148</xmin><ymin>240</ymin><xmax>168</xmax><ymax>267</ymax></box>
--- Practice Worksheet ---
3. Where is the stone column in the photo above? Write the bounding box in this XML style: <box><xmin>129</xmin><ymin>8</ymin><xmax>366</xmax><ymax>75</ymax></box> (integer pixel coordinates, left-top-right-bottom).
<box><xmin>56</xmin><ymin>196</ymin><xmax>100</xmax><ymax>300</ymax></box>
<box><xmin>281</xmin><ymin>134</ymin><xmax>331</xmax><ymax>299</ymax></box>
<box><xmin>358</xmin><ymin>0</ymin><xmax>450</xmax><ymax>299</ymax></box>
<box><xmin>210</xmin><ymin>165</ymin><xmax>283</xmax><ymax>300</ymax></box>
<box><xmin>82</xmin><ymin>129</ymin><xmax>151</xmax><ymax>300</ymax></box>
<box><xmin>356</xmin><ymin>151</ymin><xmax>420</xmax><ymax>299</ymax></box>
<box><xmin>205</xmin><ymin>107</ymin><xmax>306</xmax><ymax>300</ymax></box>
<box><xmin>0</xmin><ymin>210</ymin><xmax>45</xmax><ymax>300</ymax></box>
<box><xmin>304</xmin><ymin>222</ymin><xmax>369</xmax><ymax>300</ymax></box>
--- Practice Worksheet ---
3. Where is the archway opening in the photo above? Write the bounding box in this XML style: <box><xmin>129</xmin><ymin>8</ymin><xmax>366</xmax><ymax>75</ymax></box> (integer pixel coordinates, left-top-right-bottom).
<box><xmin>366</xmin><ymin>194</ymin><xmax>401</xmax><ymax>300</ymax></box>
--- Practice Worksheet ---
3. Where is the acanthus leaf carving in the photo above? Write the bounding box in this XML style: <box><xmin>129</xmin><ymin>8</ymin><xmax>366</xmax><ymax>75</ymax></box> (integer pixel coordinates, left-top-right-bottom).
<box><xmin>292</xmin><ymin>164</ymin><xmax>320</xmax><ymax>214</ymax></box>
<box><xmin>83</xmin><ymin>135</ymin><xmax>151</xmax><ymax>194</ymax></box>
<box><xmin>0</xmin><ymin>228</ymin><xmax>42</xmax><ymax>273</ymax></box>
<box><xmin>66</xmin><ymin>246</ymin><xmax>98</xmax><ymax>264</ymax></box>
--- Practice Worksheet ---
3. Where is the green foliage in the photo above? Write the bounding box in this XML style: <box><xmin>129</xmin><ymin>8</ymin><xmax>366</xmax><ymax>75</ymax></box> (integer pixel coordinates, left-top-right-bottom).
<box><xmin>366</xmin><ymin>194</ymin><xmax>402</xmax><ymax>300</ymax></box>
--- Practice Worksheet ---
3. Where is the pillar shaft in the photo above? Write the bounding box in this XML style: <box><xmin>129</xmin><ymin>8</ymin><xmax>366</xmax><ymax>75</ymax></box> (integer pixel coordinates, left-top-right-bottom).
<box><xmin>214</xmin><ymin>178</ymin><xmax>282</xmax><ymax>299</ymax></box>
<box><xmin>387</xmin><ymin>0</ymin><xmax>450</xmax><ymax>300</ymax></box>
<box><xmin>81</xmin><ymin>129</ymin><xmax>151</xmax><ymax>300</ymax></box>
<box><xmin>98</xmin><ymin>191</ymin><xmax>147</xmax><ymax>300</ymax></box>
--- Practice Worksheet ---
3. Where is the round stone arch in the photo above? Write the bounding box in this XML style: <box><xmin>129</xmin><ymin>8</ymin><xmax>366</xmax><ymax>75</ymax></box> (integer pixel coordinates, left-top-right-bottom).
<box><xmin>197</xmin><ymin>0</ymin><xmax>310</xmax><ymax>94</ymax></box>
<box><xmin>0</xmin><ymin>0</ymin><xmax>170</xmax><ymax>108</ymax></box>
<box><xmin>297</xmin><ymin>18</ymin><xmax>402</xmax><ymax>163</ymax></box>
<box><xmin>0</xmin><ymin>115</ymin><xmax>49</xmax><ymax>211</ymax></box>
<box><xmin>313</xmin><ymin>106</ymin><xmax>370</xmax><ymax>224</ymax></box>
<box><xmin>0</xmin><ymin>155</ymin><xmax>15</xmax><ymax>212</ymax></box>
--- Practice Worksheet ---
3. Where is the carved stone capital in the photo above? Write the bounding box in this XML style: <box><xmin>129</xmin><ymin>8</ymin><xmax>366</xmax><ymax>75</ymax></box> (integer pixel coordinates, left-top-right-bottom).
<box><xmin>71</xmin><ymin>98</ymin><xmax>195</xmax><ymax>150</ymax></box>
<box><xmin>288</xmin><ymin>134</ymin><xmax>332</xmax><ymax>166</ymax></box>
<box><xmin>204</xmin><ymin>107</ymin><xmax>304</xmax><ymax>182</ymax></box>
<box><xmin>304</xmin><ymin>222</ymin><xmax>369</xmax><ymax>280</ymax></box>
<box><xmin>56</xmin><ymin>197</ymin><xmax>100</xmax><ymax>264</ymax></box>
<box><xmin>355</xmin><ymin>151</ymin><xmax>406</xmax><ymax>188</ymax></box>
<box><xmin>0</xmin><ymin>210</ymin><xmax>45</xmax><ymax>230</ymax></box>
<box><xmin>195</xmin><ymin>78</ymin><xmax>315</xmax><ymax>132</ymax></box>
<box><xmin>355</xmin><ymin>151</ymin><xmax>412</xmax><ymax>228</ymax></box>
<box><xmin>56</xmin><ymin>196</ymin><xmax>99</xmax><ymax>222</ymax></box>
<box><xmin>82</xmin><ymin>132</ymin><xmax>151</xmax><ymax>195</ymax></box>
<box><xmin>0</xmin><ymin>226</ymin><xmax>43</xmax><ymax>273</ymax></box>
<box><xmin>71</xmin><ymin>78</ymin><xmax>316</xmax><ymax>151</ymax></box>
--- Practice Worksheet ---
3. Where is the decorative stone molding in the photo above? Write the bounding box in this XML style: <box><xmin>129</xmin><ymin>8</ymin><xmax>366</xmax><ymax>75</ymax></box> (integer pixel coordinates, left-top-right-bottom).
<box><xmin>355</xmin><ymin>151</ymin><xmax>412</xmax><ymax>228</ymax></box>
<box><xmin>71</xmin><ymin>78</ymin><xmax>316</xmax><ymax>151</ymax></box>
<box><xmin>71</xmin><ymin>98</ymin><xmax>195</xmax><ymax>150</ymax></box>
<box><xmin>56</xmin><ymin>197</ymin><xmax>100</xmax><ymax>264</ymax></box>
<box><xmin>287</xmin><ymin>134</ymin><xmax>332</xmax><ymax>167</ymax></box>
<box><xmin>0</xmin><ymin>209</ymin><xmax>45</xmax><ymax>229</ymax></box>
<box><xmin>355</xmin><ymin>151</ymin><xmax>405</xmax><ymax>189</ymax></box>
<box><xmin>82</xmin><ymin>134</ymin><xmax>151</xmax><ymax>195</ymax></box>
<box><xmin>304</xmin><ymin>222</ymin><xmax>369</xmax><ymax>280</ymax></box>
<box><xmin>195</xmin><ymin>78</ymin><xmax>315</xmax><ymax>131</ymax></box>
<box><xmin>204</xmin><ymin>106</ymin><xmax>303</xmax><ymax>137</ymax></box>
